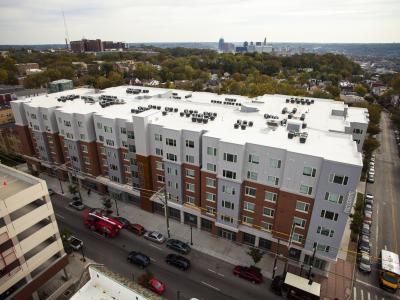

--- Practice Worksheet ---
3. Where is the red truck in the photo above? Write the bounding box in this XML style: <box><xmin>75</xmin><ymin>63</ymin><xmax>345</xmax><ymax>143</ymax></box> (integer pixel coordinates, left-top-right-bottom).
<box><xmin>82</xmin><ymin>209</ymin><xmax>123</xmax><ymax>238</ymax></box>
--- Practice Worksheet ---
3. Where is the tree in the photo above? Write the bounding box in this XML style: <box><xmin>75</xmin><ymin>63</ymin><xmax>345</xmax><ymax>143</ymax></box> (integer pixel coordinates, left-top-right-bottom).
<box><xmin>0</xmin><ymin>69</ymin><xmax>8</xmax><ymax>84</ymax></box>
<box><xmin>100</xmin><ymin>62</ymin><xmax>114</xmax><ymax>77</ymax></box>
<box><xmin>391</xmin><ymin>74</ymin><xmax>400</xmax><ymax>93</ymax></box>
<box><xmin>367</xmin><ymin>124</ymin><xmax>381</xmax><ymax>135</ymax></box>
<box><xmin>102</xmin><ymin>197</ymin><xmax>113</xmax><ymax>215</ymax></box>
<box><xmin>247</xmin><ymin>247</ymin><xmax>265</xmax><ymax>266</ymax></box>
<box><xmin>108</xmin><ymin>71</ymin><xmax>124</xmax><ymax>86</ymax></box>
<box><xmin>363</xmin><ymin>138</ymin><xmax>380</xmax><ymax>155</ymax></box>
<box><xmin>95</xmin><ymin>76</ymin><xmax>112</xmax><ymax>90</ymax></box>
<box><xmin>68</xmin><ymin>184</ymin><xmax>79</xmax><ymax>198</ymax></box>
<box><xmin>350</xmin><ymin>211</ymin><xmax>364</xmax><ymax>235</ymax></box>
<box><xmin>60</xmin><ymin>228</ymin><xmax>73</xmax><ymax>254</ymax></box>
<box><xmin>354</xmin><ymin>84</ymin><xmax>367</xmax><ymax>97</ymax></box>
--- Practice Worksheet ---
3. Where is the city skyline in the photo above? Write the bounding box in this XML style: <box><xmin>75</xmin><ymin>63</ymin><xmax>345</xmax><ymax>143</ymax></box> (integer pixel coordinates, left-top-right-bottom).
<box><xmin>0</xmin><ymin>0</ymin><xmax>400</xmax><ymax>44</ymax></box>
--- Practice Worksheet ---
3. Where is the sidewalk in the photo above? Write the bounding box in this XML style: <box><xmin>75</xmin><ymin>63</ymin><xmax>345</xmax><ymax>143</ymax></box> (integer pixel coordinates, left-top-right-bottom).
<box><xmin>39</xmin><ymin>170</ymin><xmax>353</xmax><ymax>300</ymax></box>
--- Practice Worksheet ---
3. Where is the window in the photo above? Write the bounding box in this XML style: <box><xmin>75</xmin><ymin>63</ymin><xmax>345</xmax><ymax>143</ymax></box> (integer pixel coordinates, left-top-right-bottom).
<box><xmin>185</xmin><ymin>140</ymin><xmax>194</xmax><ymax>148</ymax></box>
<box><xmin>128</xmin><ymin>131</ymin><xmax>135</xmax><ymax>139</ymax></box>
<box><xmin>329</xmin><ymin>173</ymin><xmax>349</xmax><ymax>185</ymax></box>
<box><xmin>186</xmin><ymin>196</ymin><xmax>195</xmax><ymax>204</ymax></box>
<box><xmin>265</xmin><ymin>191</ymin><xmax>277</xmax><ymax>203</ymax></box>
<box><xmin>122</xmin><ymin>140</ymin><xmax>128</xmax><ymax>148</ymax></box>
<box><xmin>157</xmin><ymin>175</ymin><xmax>165</xmax><ymax>183</ymax></box>
<box><xmin>248</xmin><ymin>154</ymin><xmax>259</xmax><ymax>164</ymax></box>
<box><xmin>267</xmin><ymin>176</ymin><xmax>279</xmax><ymax>186</ymax></box>
<box><xmin>261</xmin><ymin>221</ymin><xmax>273</xmax><ymax>232</ymax></box>
<box><xmin>353</xmin><ymin>128</ymin><xmax>363</xmax><ymax>134</ymax></box>
<box><xmin>175</xmin><ymin>182</ymin><xmax>179</xmax><ymax>189</ymax></box>
<box><xmin>186</xmin><ymin>155</ymin><xmax>195</xmax><ymax>164</ymax></box>
<box><xmin>206</xmin><ymin>163</ymin><xmax>216</xmax><ymax>172</ymax></box>
<box><xmin>156</xmin><ymin>161</ymin><xmax>164</xmax><ymax>171</ymax></box>
<box><xmin>324</xmin><ymin>192</ymin><xmax>344</xmax><ymax>204</ymax></box>
<box><xmin>99</xmin><ymin>135</ymin><xmax>104</xmax><ymax>142</ymax></box>
<box><xmin>104</xmin><ymin>125</ymin><xmax>113</xmax><ymax>133</ymax></box>
<box><xmin>206</xmin><ymin>177</ymin><xmax>216</xmax><ymax>188</ymax></box>
<box><xmin>120</xmin><ymin>127</ymin><xmax>127</xmax><ymax>134</ymax></box>
<box><xmin>100</xmin><ymin>147</ymin><xmax>106</xmax><ymax>155</ymax></box>
<box><xmin>185</xmin><ymin>169</ymin><xmax>195</xmax><ymax>178</ymax></box>
<box><xmin>97</xmin><ymin>122</ymin><xmax>102</xmax><ymax>129</ymax></box>
<box><xmin>207</xmin><ymin>147</ymin><xmax>217</xmax><ymax>156</ymax></box>
<box><xmin>221</xmin><ymin>215</ymin><xmax>233</xmax><ymax>223</ymax></box>
<box><xmin>222</xmin><ymin>185</ymin><xmax>235</xmax><ymax>195</ymax></box>
<box><xmin>155</xmin><ymin>133</ymin><xmax>162</xmax><ymax>141</ymax></box>
<box><xmin>66</xmin><ymin>132</ymin><xmax>74</xmax><ymax>139</ymax></box>
<box><xmin>166</xmin><ymin>153</ymin><xmax>177</xmax><ymax>161</ymax></box>
<box><xmin>245</xmin><ymin>186</ymin><xmax>256</xmax><ymax>197</ymax></box>
<box><xmin>124</xmin><ymin>166</ymin><xmax>130</xmax><ymax>173</ymax></box>
<box><xmin>123</xmin><ymin>152</ymin><xmax>128</xmax><ymax>160</ymax></box>
<box><xmin>206</xmin><ymin>206</ymin><xmax>216</xmax><ymax>216</ymax></box>
<box><xmin>303</xmin><ymin>166</ymin><xmax>317</xmax><ymax>177</ymax></box>
<box><xmin>127</xmin><ymin>145</ymin><xmax>135</xmax><ymax>152</ymax></box>
<box><xmin>79</xmin><ymin>134</ymin><xmax>86</xmax><ymax>140</ymax></box>
<box><xmin>242</xmin><ymin>216</ymin><xmax>254</xmax><ymax>225</ymax></box>
<box><xmin>269</xmin><ymin>158</ymin><xmax>282</xmax><ymax>168</ymax></box>
<box><xmin>186</xmin><ymin>183</ymin><xmax>195</xmax><ymax>192</ymax></box>
<box><xmin>223</xmin><ymin>170</ymin><xmax>236</xmax><ymax>179</ymax></box>
<box><xmin>206</xmin><ymin>192</ymin><xmax>216</xmax><ymax>202</ymax></box>
<box><xmin>313</xmin><ymin>242</ymin><xmax>330</xmax><ymax>253</ymax></box>
<box><xmin>317</xmin><ymin>226</ymin><xmax>335</xmax><ymax>237</ymax></box>
<box><xmin>247</xmin><ymin>171</ymin><xmax>258</xmax><ymax>181</ymax></box>
<box><xmin>296</xmin><ymin>201</ymin><xmax>309</xmax><ymax>213</ymax></box>
<box><xmin>166</xmin><ymin>167</ymin><xmax>171</xmax><ymax>174</ymax></box>
<box><xmin>106</xmin><ymin>139</ymin><xmax>115</xmax><ymax>146</ymax></box>
<box><xmin>155</xmin><ymin>148</ymin><xmax>163</xmax><ymax>156</ymax></box>
<box><xmin>109</xmin><ymin>164</ymin><xmax>118</xmax><ymax>170</ymax></box>
<box><xmin>293</xmin><ymin>217</ymin><xmax>306</xmax><ymax>229</ymax></box>
<box><xmin>64</xmin><ymin>120</ymin><xmax>71</xmax><ymax>127</ymax></box>
<box><xmin>43</xmin><ymin>114</ymin><xmax>48</xmax><ymax>120</ymax></box>
<box><xmin>320</xmin><ymin>210</ymin><xmax>339</xmax><ymax>221</ymax></box>
<box><xmin>292</xmin><ymin>233</ymin><xmax>304</xmax><ymax>244</ymax></box>
<box><xmin>222</xmin><ymin>200</ymin><xmax>234</xmax><ymax>209</ymax></box>
<box><xmin>166</xmin><ymin>138</ymin><xmax>176</xmax><ymax>146</ymax></box>
<box><xmin>33</xmin><ymin>125</ymin><xmax>39</xmax><ymax>130</ymax></box>
<box><xmin>81</xmin><ymin>145</ymin><xmax>88</xmax><ymax>152</ymax></box>
<box><xmin>299</xmin><ymin>184</ymin><xmax>312</xmax><ymax>195</ymax></box>
<box><xmin>223</xmin><ymin>153</ymin><xmax>237</xmax><ymax>163</ymax></box>
<box><xmin>243</xmin><ymin>201</ymin><xmax>255</xmax><ymax>212</ymax></box>
<box><xmin>263</xmin><ymin>207</ymin><xmax>275</xmax><ymax>218</ymax></box>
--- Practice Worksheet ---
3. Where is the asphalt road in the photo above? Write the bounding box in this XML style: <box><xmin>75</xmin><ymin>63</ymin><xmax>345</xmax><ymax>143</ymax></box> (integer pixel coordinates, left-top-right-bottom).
<box><xmin>352</xmin><ymin>112</ymin><xmax>400</xmax><ymax>300</ymax></box>
<box><xmin>51</xmin><ymin>194</ymin><xmax>278</xmax><ymax>300</ymax></box>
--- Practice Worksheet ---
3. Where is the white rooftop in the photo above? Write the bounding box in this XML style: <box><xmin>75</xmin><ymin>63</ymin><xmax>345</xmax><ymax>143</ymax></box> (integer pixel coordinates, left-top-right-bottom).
<box><xmin>15</xmin><ymin>85</ymin><xmax>367</xmax><ymax>166</ymax></box>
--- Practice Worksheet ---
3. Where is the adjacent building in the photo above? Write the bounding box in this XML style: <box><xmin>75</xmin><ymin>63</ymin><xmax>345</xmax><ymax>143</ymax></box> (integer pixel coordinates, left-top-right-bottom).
<box><xmin>0</xmin><ymin>164</ymin><xmax>68</xmax><ymax>300</ymax></box>
<box><xmin>70</xmin><ymin>39</ymin><xmax>126</xmax><ymax>53</ymax></box>
<box><xmin>11</xmin><ymin>86</ymin><xmax>368</xmax><ymax>275</ymax></box>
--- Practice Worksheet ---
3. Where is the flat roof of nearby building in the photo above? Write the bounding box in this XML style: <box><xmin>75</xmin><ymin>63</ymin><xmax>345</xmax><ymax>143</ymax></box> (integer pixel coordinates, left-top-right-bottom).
<box><xmin>14</xmin><ymin>86</ymin><xmax>367</xmax><ymax>166</ymax></box>
<box><xmin>284</xmin><ymin>272</ymin><xmax>321</xmax><ymax>297</ymax></box>
<box><xmin>0</xmin><ymin>164</ymin><xmax>40</xmax><ymax>200</ymax></box>
<box><xmin>50</xmin><ymin>79</ymin><xmax>73</xmax><ymax>84</ymax></box>
<box><xmin>381</xmin><ymin>249</ymin><xmax>400</xmax><ymax>275</ymax></box>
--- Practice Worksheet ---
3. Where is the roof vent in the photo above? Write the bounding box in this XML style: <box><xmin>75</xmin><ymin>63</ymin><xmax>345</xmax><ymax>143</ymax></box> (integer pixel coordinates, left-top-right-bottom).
<box><xmin>288</xmin><ymin>131</ymin><xmax>294</xmax><ymax>139</ymax></box>
<box><xmin>162</xmin><ymin>111</ymin><xmax>167</xmax><ymax>116</ymax></box>
<box><xmin>210</xmin><ymin>116</ymin><xmax>215</xmax><ymax>121</ymax></box>
<box><xmin>300</xmin><ymin>114</ymin><xmax>306</xmax><ymax>121</ymax></box>
<box><xmin>157</xmin><ymin>106</ymin><xmax>161</xmax><ymax>110</ymax></box>
<box><xmin>311</xmin><ymin>99</ymin><xmax>315</xmax><ymax>104</ymax></box>
<box><xmin>234</xmin><ymin>123</ymin><xmax>239</xmax><ymax>129</ymax></box>
<box><xmin>282</xmin><ymin>107</ymin><xmax>288</xmax><ymax>114</ymax></box>
<box><xmin>290</xmin><ymin>99</ymin><xmax>295</xmax><ymax>103</ymax></box>
<box><xmin>203</xmin><ymin>119</ymin><xmax>208</xmax><ymax>124</ymax></box>
<box><xmin>292</xmin><ymin>108</ymin><xmax>297</xmax><ymax>114</ymax></box>
<box><xmin>299</xmin><ymin>132</ymin><xmax>308</xmax><ymax>143</ymax></box>
<box><xmin>192</xmin><ymin>117</ymin><xmax>196</xmax><ymax>122</ymax></box>
<box><xmin>248</xmin><ymin>121</ymin><xmax>253</xmax><ymax>127</ymax></box>
<box><xmin>286</xmin><ymin>99</ymin><xmax>290</xmax><ymax>103</ymax></box>
<box><xmin>241</xmin><ymin>124</ymin><xmax>247</xmax><ymax>130</ymax></box>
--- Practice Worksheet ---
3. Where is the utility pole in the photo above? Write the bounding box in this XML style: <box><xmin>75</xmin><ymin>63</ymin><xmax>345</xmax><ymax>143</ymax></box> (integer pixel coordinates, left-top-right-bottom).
<box><xmin>308</xmin><ymin>245</ymin><xmax>317</xmax><ymax>280</ymax></box>
<box><xmin>272</xmin><ymin>238</ymin><xmax>280</xmax><ymax>279</ymax></box>
<box><xmin>114</xmin><ymin>197</ymin><xmax>120</xmax><ymax>216</ymax></box>
<box><xmin>284</xmin><ymin>220</ymin><xmax>297</xmax><ymax>274</ymax></box>
<box><xmin>164</xmin><ymin>188</ymin><xmax>171</xmax><ymax>238</ymax></box>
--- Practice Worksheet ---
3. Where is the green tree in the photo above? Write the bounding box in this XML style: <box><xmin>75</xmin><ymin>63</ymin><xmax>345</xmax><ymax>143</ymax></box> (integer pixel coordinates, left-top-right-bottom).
<box><xmin>100</xmin><ymin>62</ymin><xmax>114</xmax><ymax>77</ymax></box>
<box><xmin>68</xmin><ymin>184</ymin><xmax>79</xmax><ymax>198</ymax></box>
<box><xmin>363</xmin><ymin>138</ymin><xmax>380</xmax><ymax>155</ymax></box>
<box><xmin>390</xmin><ymin>74</ymin><xmax>400</xmax><ymax>93</ymax></box>
<box><xmin>354</xmin><ymin>84</ymin><xmax>367</xmax><ymax>97</ymax></box>
<box><xmin>95</xmin><ymin>76</ymin><xmax>112</xmax><ymax>89</ymax></box>
<box><xmin>326</xmin><ymin>84</ymin><xmax>340</xmax><ymax>98</ymax></box>
<box><xmin>102</xmin><ymin>197</ymin><xmax>113</xmax><ymax>215</ymax></box>
<box><xmin>60</xmin><ymin>228</ymin><xmax>73</xmax><ymax>254</ymax></box>
<box><xmin>108</xmin><ymin>71</ymin><xmax>124</xmax><ymax>86</ymax></box>
<box><xmin>247</xmin><ymin>247</ymin><xmax>264</xmax><ymax>266</ymax></box>
<box><xmin>367</xmin><ymin>124</ymin><xmax>381</xmax><ymax>135</ymax></box>
<box><xmin>0</xmin><ymin>69</ymin><xmax>8</xmax><ymax>84</ymax></box>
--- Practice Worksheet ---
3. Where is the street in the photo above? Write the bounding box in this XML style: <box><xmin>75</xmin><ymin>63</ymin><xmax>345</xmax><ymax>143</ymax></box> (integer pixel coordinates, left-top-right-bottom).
<box><xmin>352</xmin><ymin>112</ymin><xmax>400</xmax><ymax>300</ymax></box>
<box><xmin>51</xmin><ymin>194</ymin><xmax>278</xmax><ymax>300</ymax></box>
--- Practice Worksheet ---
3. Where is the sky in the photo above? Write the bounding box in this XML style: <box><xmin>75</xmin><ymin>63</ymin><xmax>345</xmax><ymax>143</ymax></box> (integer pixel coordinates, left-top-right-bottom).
<box><xmin>0</xmin><ymin>0</ymin><xmax>399</xmax><ymax>44</ymax></box>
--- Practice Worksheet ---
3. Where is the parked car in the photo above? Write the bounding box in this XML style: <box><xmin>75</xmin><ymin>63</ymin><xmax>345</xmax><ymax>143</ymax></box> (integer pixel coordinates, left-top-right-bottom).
<box><xmin>358</xmin><ymin>253</ymin><xmax>372</xmax><ymax>273</ymax></box>
<box><xmin>369</xmin><ymin>162</ymin><xmax>375</xmax><ymax>167</ymax></box>
<box><xmin>361</xmin><ymin>234</ymin><xmax>370</xmax><ymax>244</ymax></box>
<box><xmin>127</xmin><ymin>251</ymin><xmax>150</xmax><ymax>268</ymax></box>
<box><xmin>148</xmin><ymin>278</ymin><xmax>166</xmax><ymax>295</ymax></box>
<box><xmin>68</xmin><ymin>236</ymin><xmax>83</xmax><ymax>251</ymax></box>
<box><xmin>69</xmin><ymin>200</ymin><xmax>85</xmax><ymax>211</ymax></box>
<box><xmin>364</xmin><ymin>204</ymin><xmax>373</xmax><ymax>214</ymax></box>
<box><xmin>144</xmin><ymin>231</ymin><xmax>166</xmax><ymax>244</ymax></box>
<box><xmin>367</xmin><ymin>176</ymin><xmax>375</xmax><ymax>183</ymax></box>
<box><xmin>363</xmin><ymin>216</ymin><xmax>372</xmax><ymax>225</ymax></box>
<box><xmin>358</xmin><ymin>240</ymin><xmax>371</xmax><ymax>253</ymax></box>
<box><xmin>165</xmin><ymin>254</ymin><xmax>190</xmax><ymax>270</ymax></box>
<box><xmin>48</xmin><ymin>188</ymin><xmax>55</xmax><ymax>196</ymax></box>
<box><xmin>127</xmin><ymin>223</ymin><xmax>146</xmax><ymax>236</ymax></box>
<box><xmin>166</xmin><ymin>239</ymin><xmax>191</xmax><ymax>254</ymax></box>
<box><xmin>362</xmin><ymin>224</ymin><xmax>370</xmax><ymax>236</ymax></box>
<box><xmin>365</xmin><ymin>193</ymin><xmax>374</xmax><ymax>205</ymax></box>
<box><xmin>368</xmin><ymin>170</ymin><xmax>375</xmax><ymax>177</ymax></box>
<box><xmin>114</xmin><ymin>217</ymin><xmax>130</xmax><ymax>229</ymax></box>
<box><xmin>233</xmin><ymin>265</ymin><xmax>263</xmax><ymax>284</ymax></box>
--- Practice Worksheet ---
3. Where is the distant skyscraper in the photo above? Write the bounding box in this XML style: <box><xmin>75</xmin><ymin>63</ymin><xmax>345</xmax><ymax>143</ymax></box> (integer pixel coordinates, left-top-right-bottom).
<box><xmin>218</xmin><ymin>38</ymin><xmax>225</xmax><ymax>51</ymax></box>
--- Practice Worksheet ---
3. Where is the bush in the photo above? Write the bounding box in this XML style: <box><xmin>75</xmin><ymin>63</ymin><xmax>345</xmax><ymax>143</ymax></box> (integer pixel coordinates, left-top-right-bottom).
<box><xmin>350</xmin><ymin>192</ymin><xmax>364</xmax><ymax>235</ymax></box>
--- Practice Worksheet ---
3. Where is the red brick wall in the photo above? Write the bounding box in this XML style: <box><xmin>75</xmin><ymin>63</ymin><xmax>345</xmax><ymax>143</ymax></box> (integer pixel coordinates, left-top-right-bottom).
<box><xmin>181</xmin><ymin>163</ymin><xmax>201</xmax><ymax>206</ymax></box>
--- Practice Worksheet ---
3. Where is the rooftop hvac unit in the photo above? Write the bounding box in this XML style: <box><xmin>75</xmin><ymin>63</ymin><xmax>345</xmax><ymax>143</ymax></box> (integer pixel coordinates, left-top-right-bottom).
<box><xmin>286</xmin><ymin>99</ymin><xmax>290</xmax><ymax>103</ymax></box>
<box><xmin>288</xmin><ymin>113</ymin><xmax>293</xmax><ymax>119</ymax></box>
<box><xmin>192</xmin><ymin>117</ymin><xmax>196</xmax><ymax>122</ymax></box>
<box><xmin>157</xmin><ymin>106</ymin><xmax>161</xmax><ymax>110</ymax></box>
<box><xmin>280</xmin><ymin>119</ymin><xmax>287</xmax><ymax>126</ymax></box>
<box><xmin>267</xmin><ymin>120</ymin><xmax>279</xmax><ymax>128</ymax></box>
<box><xmin>185</xmin><ymin>113</ymin><xmax>191</xmax><ymax>117</ymax></box>
<box><xmin>237</xmin><ymin>119</ymin><xmax>242</xmax><ymax>124</ymax></box>
<box><xmin>290</xmin><ymin>99</ymin><xmax>295</xmax><ymax>103</ymax></box>
<box><xmin>194</xmin><ymin>110</ymin><xmax>198</xmax><ymax>113</ymax></box>
<box><xmin>292</xmin><ymin>108</ymin><xmax>297</xmax><ymax>114</ymax></box>
<box><xmin>288</xmin><ymin>131</ymin><xmax>294</xmax><ymax>139</ymax></box>
<box><xmin>299</xmin><ymin>132</ymin><xmax>308</xmax><ymax>143</ymax></box>
<box><xmin>162</xmin><ymin>111</ymin><xmax>167</xmax><ymax>116</ymax></box>
<box><xmin>243</xmin><ymin>120</ymin><xmax>248</xmax><ymax>125</ymax></box>
<box><xmin>311</xmin><ymin>99</ymin><xmax>314</xmax><ymax>104</ymax></box>
<box><xmin>302</xmin><ymin>123</ymin><xmax>307</xmax><ymax>129</ymax></box>
<box><xmin>248</xmin><ymin>121</ymin><xmax>253</xmax><ymax>127</ymax></box>
<box><xmin>180</xmin><ymin>112</ymin><xmax>184</xmax><ymax>117</ymax></box>
<box><xmin>213</xmin><ymin>112</ymin><xmax>217</xmax><ymax>117</ymax></box>
<box><xmin>264</xmin><ymin>114</ymin><xmax>269</xmax><ymax>119</ymax></box>
<box><xmin>210</xmin><ymin>116</ymin><xmax>215</xmax><ymax>121</ymax></box>
<box><xmin>282</xmin><ymin>107</ymin><xmax>288</xmax><ymax>114</ymax></box>
<box><xmin>241</xmin><ymin>124</ymin><xmax>246</xmax><ymax>130</ymax></box>
<box><xmin>203</xmin><ymin>119</ymin><xmax>208</xmax><ymax>124</ymax></box>
<box><xmin>196</xmin><ymin>118</ymin><xmax>202</xmax><ymax>123</ymax></box>
<box><xmin>300</xmin><ymin>114</ymin><xmax>306</xmax><ymax>121</ymax></box>
<box><xmin>234</xmin><ymin>123</ymin><xmax>239</xmax><ymax>129</ymax></box>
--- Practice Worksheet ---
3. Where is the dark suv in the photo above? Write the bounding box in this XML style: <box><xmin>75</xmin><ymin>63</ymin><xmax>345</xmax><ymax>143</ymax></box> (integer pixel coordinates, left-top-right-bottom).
<box><xmin>233</xmin><ymin>265</ymin><xmax>263</xmax><ymax>284</ymax></box>
<box><xmin>127</xmin><ymin>251</ymin><xmax>150</xmax><ymax>268</ymax></box>
<box><xmin>166</xmin><ymin>239</ymin><xmax>191</xmax><ymax>254</ymax></box>
<box><xmin>165</xmin><ymin>254</ymin><xmax>190</xmax><ymax>270</ymax></box>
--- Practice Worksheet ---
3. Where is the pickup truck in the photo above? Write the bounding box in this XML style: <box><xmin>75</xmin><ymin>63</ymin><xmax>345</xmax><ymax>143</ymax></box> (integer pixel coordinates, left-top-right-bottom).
<box><xmin>68</xmin><ymin>236</ymin><xmax>83</xmax><ymax>251</ymax></box>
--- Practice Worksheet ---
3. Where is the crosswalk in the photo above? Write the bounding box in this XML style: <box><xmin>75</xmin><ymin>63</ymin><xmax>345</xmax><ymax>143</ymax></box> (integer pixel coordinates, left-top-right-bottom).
<box><xmin>353</xmin><ymin>286</ymin><xmax>400</xmax><ymax>300</ymax></box>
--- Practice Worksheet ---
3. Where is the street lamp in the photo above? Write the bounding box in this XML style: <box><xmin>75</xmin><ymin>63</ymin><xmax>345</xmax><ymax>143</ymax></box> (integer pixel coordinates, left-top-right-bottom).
<box><xmin>189</xmin><ymin>215</ymin><xmax>195</xmax><ymax>246</ymax></box>
<box><xmin>113</xmin><ymin>197</ymin><xmax>120</xmax><ymax>216</ymax></box>
<box><xmin>80</xmin><ymin>246</ymin><xmax>86</xmax><ymax>262</ymax></box>
<box><xmin>272</xmin><ymin>238</ymin><xmax>281</xmax><ymax>279</ymax></box>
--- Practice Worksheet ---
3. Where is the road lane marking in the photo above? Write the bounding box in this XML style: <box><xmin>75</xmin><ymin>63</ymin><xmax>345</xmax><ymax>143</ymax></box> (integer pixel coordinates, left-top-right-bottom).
<box><xmin>361</xmin><ymin>289</ymin><xmax>364</xmax><ymax>300</ymax></box>
<box><xmin>208</xmin><ymin>269</ymin><xmax>216</xmax><ymax>274</ymax></box>
<box><xmin>384</xmin><ymin>245</ymin><xmax>387</xmax><ymax>250</ymax></box>
<box><xmin>217</xmin><ymin>273</ymin><xmax>224</xmax><ymax>277</ymax></box>
<box><xmin>150</xmin><ymin>257</ymin><xmax>156</xmax><ymax>262</ymax></box>
<box><xmin>353</xmin><ymin>286</ymin><xmax>357</xmax><ymax>300</ymax></box>
<box><xmin>208</xmin><ymin>268</ymin><xmax>224</xmax><ymax>277</ymax></box>
<box><xmin>148</xmin><ymin>244</ymin><xmax>162</xmax><ymax>250</ymax></box>
<box><xmin>56</xmin><ymin>213</ymin><xmax>65</xmax><ymax>219</ymax></box>
<box><xmin>201</xmin><ymin>281</ymin><xmax>220</xmax><ymax>291</ymax></box>
<box><xmin>367</xmin><ymin>291</ymin><xmax>371</xmax><ymax>300</ymax></box>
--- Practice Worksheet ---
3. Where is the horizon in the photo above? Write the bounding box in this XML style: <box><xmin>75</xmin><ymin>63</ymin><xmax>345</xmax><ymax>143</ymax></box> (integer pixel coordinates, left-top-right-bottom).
<box><xmin>1</xmin><ymin>0</ymin><xmax>399</xmax><ymax>44</ymax></box>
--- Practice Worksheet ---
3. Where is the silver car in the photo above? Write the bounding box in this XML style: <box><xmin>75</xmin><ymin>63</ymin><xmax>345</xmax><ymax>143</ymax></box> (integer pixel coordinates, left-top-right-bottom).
<box><xmin>144</xmin><ymin>231</ymin><xmax>166</xmax><ymax>244</ymax></box>
<box><xmin>358</xmin><ymin>253</ymin><xmax>371</xmax><ymax>273</ymax></box>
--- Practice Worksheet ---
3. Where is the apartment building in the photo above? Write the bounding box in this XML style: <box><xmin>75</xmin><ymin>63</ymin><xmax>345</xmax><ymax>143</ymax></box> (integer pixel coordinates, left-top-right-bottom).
<box><xmin>0</xmin><ymin>164</ymin><xmax>68</xmax><ymax>300</ymax></box>
<box><xmin>11</xmin><ymin>86</ymin><xmax>368</xmax><ymax>274</ymax></box>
